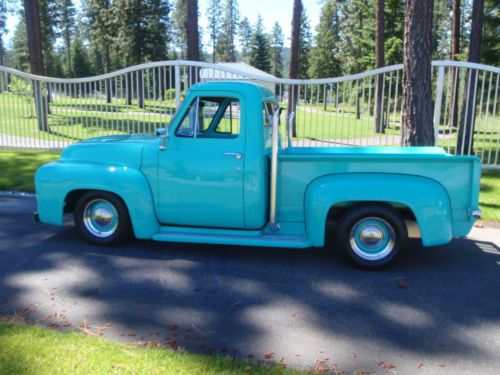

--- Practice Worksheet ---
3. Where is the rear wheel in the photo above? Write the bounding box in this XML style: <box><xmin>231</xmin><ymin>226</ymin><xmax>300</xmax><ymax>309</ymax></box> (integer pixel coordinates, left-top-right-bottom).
<box><xmin>74</xmin><ymin>191</ymin><xmax>131</xmax><ymax>246</ymax></box>
<box><xmin>335</xmin><ymin>205</ymin><xmax>407</xmax><ymax>270</ymax></box>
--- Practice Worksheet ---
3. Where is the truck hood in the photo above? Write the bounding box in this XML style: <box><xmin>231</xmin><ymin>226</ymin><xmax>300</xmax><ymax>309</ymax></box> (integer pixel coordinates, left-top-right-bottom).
<box><xmin>59</xmin><ymin>134</ymin><xmax>159</xmax><ymax>169</ymax></box>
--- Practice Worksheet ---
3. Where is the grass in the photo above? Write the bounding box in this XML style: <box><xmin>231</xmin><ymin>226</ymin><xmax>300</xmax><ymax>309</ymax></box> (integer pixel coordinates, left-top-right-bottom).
<box><xmin>0</xmin><ymin>149</ymin><xmax>59</xmax><ymax>191</ymax></box>
<box><xmin>479</xmin><ymin>169</ymin><xmax>500</xmax><ymax>222</ymax></box>
<box><xmin>0</xmin><ymin>320</ymin><xmax>299</xmax><ymax>375</ymax></box>
<box><xmin>0</xmin><ymin>149</ymin><xmax>498</xmax><ymax>222</ymax></box>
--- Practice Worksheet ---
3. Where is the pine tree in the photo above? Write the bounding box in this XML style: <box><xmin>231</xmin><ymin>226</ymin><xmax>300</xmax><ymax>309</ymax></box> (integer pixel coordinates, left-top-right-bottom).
<box><xmin>186</xmin><ymin>0</ymin><xmax>199</xmax><ymax>61</ymax></box>
<box><xmin>457</xmin><ymin>0</ymin><xmax>485</xmax><ymax>155</ymax></box>
<box><xmin>433</xmin><ymin>0</ymin><xmax>451</xmax><ymax>59</ymax></box>
<box><xmin>0</xmin><ymin>0</ymin><xmax>6</xmax><ymax>65</ymax></box>
<box><xmin>39</xmin><ymin>0</ymin><xmax>59</xmax><ymax>76</ymax></box>
<box><xmin>57</xmin><ymin>0</ymin><xmax>76</xmax><ymax>75</ymax></box>
<box><xmin>339</xmin><ymin>0</ymin><xmax>374</xmax><ymax>73</ymax></box>
<box><xmin>270</xmin><ymin>22</ymin><xmax>284</xmax><ymax>78</ymax></box>
<box><xmin>248</xmin><ymin>15</ymin><xmax>270</xmax><ymax>73</ymax></box>
<box><xmin>239</xmin><ymin>16</ymin><xmax>252</xmax><ymax>61</ymax></box>
<box><xmin>297</xmin><ymin>7</ymin><xmax>312</xmax><ymax>79</ymax></box>
<box><xmin>206</xmin><ymin>0</ymin><xmax>222</xmax><ymax>62</ymax></box>
<box><xmin>11</xmin><ymin>15</ymin><xmax>30</xmax><ymax>71</ymax></box>
<box><xmin>308</xmin><ymin>0</ymin><xmax>342</xmax><ymax>79</ymax></box>
<box><xmin>401</xmin><ymin>0</ymin><xmax>435</xmax><ymax>146</ymax></box>
<box><xmin>71</xmin><ymin>35</ymin><xmax>92</xmax><ymax>77</ymax></box>
<box><xmin>384</xmin><ymin>0</ymin><xmax>404</xmax><ymax>65</ymax></box>
<box><xmin>172</xmin><ymin>0</ymin><xmax>187</xmax><ymax>58</ymax></box>
<box><xmin>217</xmin><ymin>0</ymin><xmax>239</xmax><ymax>62</ymax></box>
<box><xmin>481</xmin><ymin>0</ymin><xmax>499</xmax><ymax>66</ymax></box>
<box><xmin>144</xmin><ymin>0</ymin><xmax>171</xmax><ymax>61</ymax></box>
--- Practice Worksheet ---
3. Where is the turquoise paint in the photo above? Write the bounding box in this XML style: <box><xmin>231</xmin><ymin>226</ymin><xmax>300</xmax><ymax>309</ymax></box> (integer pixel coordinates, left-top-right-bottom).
<box><xmin>34</xmin><ymin>81</ymin><xmax>481</xmax><ymax>249</ymax></box>
<box><xmin>35</xmin><ymin>160</ymin><xmax>159</xmax><ymax>239</ymax></box>
<box><xmin>304</xmin><ymin>174</ymin><xmax>453</xmax><ymax>247</ymax></box>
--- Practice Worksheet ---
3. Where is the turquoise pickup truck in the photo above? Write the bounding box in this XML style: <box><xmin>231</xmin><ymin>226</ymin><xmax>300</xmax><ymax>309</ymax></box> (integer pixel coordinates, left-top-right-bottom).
<box><xmin>34</xmin><ymin>81</ymin><xmax>481</xmax><ymax>269</ymax></box>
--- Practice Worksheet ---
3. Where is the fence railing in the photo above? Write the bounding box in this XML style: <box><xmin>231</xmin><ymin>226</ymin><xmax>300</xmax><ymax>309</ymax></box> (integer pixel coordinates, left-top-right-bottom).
<box><xmin>0</xmin><ymin>60</ymin><xmax>499</xmax><ymax>168</ymax></box>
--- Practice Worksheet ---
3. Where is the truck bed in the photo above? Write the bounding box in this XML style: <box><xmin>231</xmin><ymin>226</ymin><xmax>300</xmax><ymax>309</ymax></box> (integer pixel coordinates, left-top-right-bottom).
<box><xmin>277</xmin><ymin>146</ymin><xmax>481</xmax><ymax>235</ymax></box>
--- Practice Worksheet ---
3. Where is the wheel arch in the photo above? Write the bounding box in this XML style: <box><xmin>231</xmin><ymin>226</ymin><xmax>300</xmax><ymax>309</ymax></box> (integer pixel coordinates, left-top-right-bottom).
<box><xmin>304</xmin><ymin>173</ymin><xmax>452</xmax><ymax>247</ymax></box>
<box><xmin>36</xmin><ymin>161</ymin><xmax>160</xmax><ymax>239</ymax></box>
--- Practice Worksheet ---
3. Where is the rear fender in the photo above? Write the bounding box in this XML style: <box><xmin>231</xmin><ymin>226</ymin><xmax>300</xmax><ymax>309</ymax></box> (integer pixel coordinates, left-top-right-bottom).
<box><xmin>304</xmin><ymin>174</ymin><xmax>452</xmax><ymax>247</ymax></box>
<box><xmin>35</xmin><ymin>161</ymin><xmax>159</xmax><ymax>239</ymax></box>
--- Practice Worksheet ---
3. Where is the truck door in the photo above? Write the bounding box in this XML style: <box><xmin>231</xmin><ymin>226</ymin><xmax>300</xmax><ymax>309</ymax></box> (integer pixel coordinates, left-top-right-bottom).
<box><xmin>157</xmin><ymin>95</ymin><xmax>245</xmax><ymax>228</ymax></box>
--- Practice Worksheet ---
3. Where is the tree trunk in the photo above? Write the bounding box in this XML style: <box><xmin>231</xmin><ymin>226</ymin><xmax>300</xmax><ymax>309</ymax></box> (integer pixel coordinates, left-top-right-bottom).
<box><xmin>457</xmin><ymin>0</ymin><xmax>484</xmax><ymax>155</ymax></box>
<box><xmin>449</xmin><ymin>0</ymin><xmax>460</xmax><ymax>128</ymax></box>
<box><xmin>288</xmin><ymin>0</ymin><xmax>302</xmax><ymax>137</ymax></box>
<box><xmin>24</xmin><ymin>0</ymin><xmax>49</xmax><ymax>132</ymax></box>
<box><xmin>401</xmin><ymin>0</ymin><xmax>434</xmax><ymax>146</ymax></box>
<box><xmin>374</xmin><ymin>0</ymin><xmax>385</xmax><ymax>133</ymax></box>
<box><xmin>186</xmin><ymin>0</ymin><xmax>199</xmax><ymax>86</ymax></box>
<box><xmin>105</xmin><ymin>43</ymin><xmax>112</xmax><ymax>103</ymax></box>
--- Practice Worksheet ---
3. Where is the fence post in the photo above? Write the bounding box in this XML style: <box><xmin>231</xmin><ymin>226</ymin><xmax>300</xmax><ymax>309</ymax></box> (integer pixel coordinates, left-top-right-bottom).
<box><xmin>433</xmin><ymin>65</ymin><xmax>445</xmax><ymax>146</ymax></box>
<box><xmin>174</xmin><ymin>65</ymin><xmax>181</xmax><ymax>109</ymax></box>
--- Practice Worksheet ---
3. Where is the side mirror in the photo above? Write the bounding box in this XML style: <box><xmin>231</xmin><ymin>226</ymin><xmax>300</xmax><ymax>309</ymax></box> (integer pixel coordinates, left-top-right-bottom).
<box><xmin>156</xmin><ymin>128</ymin><xmax>169</xmax><ymax>151</ymax></box>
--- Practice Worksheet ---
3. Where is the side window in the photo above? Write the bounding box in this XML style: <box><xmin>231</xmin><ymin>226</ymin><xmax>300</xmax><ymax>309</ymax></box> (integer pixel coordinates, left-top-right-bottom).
<box><xmin>176</xmin><ymin>97</ymin><xmax>240</xmax><ymax>138</ymax></box>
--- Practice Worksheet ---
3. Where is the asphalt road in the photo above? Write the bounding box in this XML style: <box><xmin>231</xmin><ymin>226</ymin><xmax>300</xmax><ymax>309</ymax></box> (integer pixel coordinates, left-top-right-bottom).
<box><xmin>1</xmin><ymin>194</ymin><xmax>499</xmax><ymax>374</ymax></box>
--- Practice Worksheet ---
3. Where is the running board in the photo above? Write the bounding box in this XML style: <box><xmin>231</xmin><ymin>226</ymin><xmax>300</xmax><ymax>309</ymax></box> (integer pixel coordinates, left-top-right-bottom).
<box><xmin>152</xmin><ymin>227</ymin><xmax>311</xmax><ymax>248</ymax></box>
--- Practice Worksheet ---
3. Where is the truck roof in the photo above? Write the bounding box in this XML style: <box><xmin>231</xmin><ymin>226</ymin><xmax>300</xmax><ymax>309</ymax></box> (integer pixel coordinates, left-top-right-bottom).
<box><xmin>189</xmin><ymin>81</ymin><xmax>276</xmax><ymax>101</ymax></box>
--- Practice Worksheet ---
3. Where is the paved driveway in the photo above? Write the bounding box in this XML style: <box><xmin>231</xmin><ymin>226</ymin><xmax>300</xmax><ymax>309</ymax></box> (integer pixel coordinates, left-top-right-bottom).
<box><xmin>1</xmin><ymin>195</ymin><xmax>499</xmax><ymax>374</ymax></box>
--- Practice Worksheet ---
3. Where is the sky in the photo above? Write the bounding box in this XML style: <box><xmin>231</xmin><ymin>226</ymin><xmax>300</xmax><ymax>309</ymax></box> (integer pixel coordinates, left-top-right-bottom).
<box><xmin>2</xmin><ymin>0</ymin><xmax>322</xmax><ymax>50</ymax></box>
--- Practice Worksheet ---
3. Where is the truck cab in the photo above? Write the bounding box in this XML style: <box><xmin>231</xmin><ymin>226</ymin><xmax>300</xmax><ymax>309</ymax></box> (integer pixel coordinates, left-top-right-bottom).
<box><xmin>35</xmin><ymin>81</ymin><xmax>482</xmax><ymax>269</ymax></box>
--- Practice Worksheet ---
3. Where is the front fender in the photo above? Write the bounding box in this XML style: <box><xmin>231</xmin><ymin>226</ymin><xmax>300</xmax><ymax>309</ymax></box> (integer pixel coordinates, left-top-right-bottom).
<box><xmin>35</xmin><ymin>161</ymin><xmax>159</xmax><ymax>239</ymax></box>
<box><xmin>304</xmin><ymin>173</ymin><xmax>452</xmax><ymax>247</ymax></box>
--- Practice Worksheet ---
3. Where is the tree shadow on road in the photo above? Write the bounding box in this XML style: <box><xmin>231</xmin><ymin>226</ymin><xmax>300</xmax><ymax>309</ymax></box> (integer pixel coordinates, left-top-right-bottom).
<box><xmin>1</xmin><ymin>203</ymin><xmax>499</xmax><ymax>372</ymax></box>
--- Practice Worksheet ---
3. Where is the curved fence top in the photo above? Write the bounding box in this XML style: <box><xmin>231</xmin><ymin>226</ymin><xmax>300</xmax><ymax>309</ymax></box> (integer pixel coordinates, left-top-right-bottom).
<box><xmin>1</xmin><ymin>60</ymin><xmax>498</xmax><ymax>86</ymax></box>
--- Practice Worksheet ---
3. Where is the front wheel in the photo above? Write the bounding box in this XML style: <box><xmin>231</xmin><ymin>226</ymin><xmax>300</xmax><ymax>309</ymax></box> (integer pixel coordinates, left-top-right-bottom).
<box><xmin>74</xmin><ymin>191</ymin><xmax>131</xmax><ymax>246</ymax></box>
<box><xmin>335</xmin><ymin>205</ymin><xmax>407</xmax><ymax>270</ymax></box>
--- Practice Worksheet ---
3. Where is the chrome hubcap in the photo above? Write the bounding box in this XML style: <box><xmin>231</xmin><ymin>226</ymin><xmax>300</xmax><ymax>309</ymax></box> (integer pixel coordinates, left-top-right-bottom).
<box><xmin>83</xmin><ymin>199</ymin><xmax>118</xmax><ymax>238</ymax></box>
<box><xmin>349</xmin><ymin>217</ymin><xmax>395</xmax><ymax>261</ymax></box>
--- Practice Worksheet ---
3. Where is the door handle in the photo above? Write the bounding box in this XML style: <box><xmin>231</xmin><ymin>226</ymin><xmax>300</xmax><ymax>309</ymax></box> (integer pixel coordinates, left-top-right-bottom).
<box><xmin>223</xmin><ymin>152</ymin><xmax>243</xmax><ymax>159</ymax></box>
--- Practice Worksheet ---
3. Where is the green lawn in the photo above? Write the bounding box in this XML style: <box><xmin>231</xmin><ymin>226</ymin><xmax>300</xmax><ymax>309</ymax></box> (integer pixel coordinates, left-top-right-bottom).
<box><xmin>479</xmin><ymin>169</ymin><xmax>500</xmax><ymax>222</ymax></box>
<box><xmin>2</xmin><ymin>92</ymin><xmax>498</xmax><ymax>164</ymax></box>
<box><xmin>0</xmin><ymin>321</ymin><xmax>298</xmax><ymax>375</ymax></box>
<box><xmin>0</xmin><ymin>149</ymin><xmax>498</xmax><ymax>222</ymax></box>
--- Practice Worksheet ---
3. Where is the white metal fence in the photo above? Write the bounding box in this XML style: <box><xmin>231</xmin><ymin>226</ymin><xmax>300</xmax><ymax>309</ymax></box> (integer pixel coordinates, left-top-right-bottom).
<box><xmin>0</xmin><ymin>60</ymin><xmax>499</xmax><ymax>168</ymax></box>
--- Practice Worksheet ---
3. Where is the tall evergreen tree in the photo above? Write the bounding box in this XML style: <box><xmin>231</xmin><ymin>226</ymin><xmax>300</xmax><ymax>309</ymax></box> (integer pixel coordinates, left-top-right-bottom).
<box><xmin>217</xmin><ymin>0</ymin><xmax>239</xmax><ymax>62</ymax></box>
<box><xmin>270</xmin><ymin>22</ymin><xmax>284</xmax><ymax>78</ymax></box>
<box><xmin>288</xmin><ymin>0</ymin><xmax>302</xmax><ymax>136</ymax></box>
<box><xmin>384</xmin><ymin>0</ymin><xmax>404</xmax><ymax>65</ymax></box>
<box><xmin>0</xmin><ymin>0</ymin><xmax>6</xmax><ymax>65</ymax></box>
<box><xmin>308</xmin><ymin>0</ymin><xmax>342</xmax><ymax>79</ymax></box>
<box><xmin>11</xmin><ymin>15</ymin><xmax>30</xmax><ymax>71</ymax></box>
<box><xmin>297</xmin><ymin>7</ymin><xmax>312</xmax><ymax>79</ymax></box>
<box><xmin>401</xmin><ymin>0</ymin><xmax>435</xmax><ymax>146</ymax></box>
<box><xmin>449</xmin><ymin>0</ymin><xmax>461</xmax><ymax>128</ymax></box>
<box><xmin>57</xmin><ymin>0</ymin><xmax>75</xmax><ymax>75</ymax></box>
<box><xmin>206</xmin><ymin>0</ymin><xmax>222</xmax><ymax>62</ymax></box>
<box><xmin>71</xmin><ymin>34</ymin><xmax>92</xmax><ymax>77</ymax></box>
<box><xmin>172</xmin><ymin>0</ymin><xmax>187</xmax><ymax>58</ymax></box>
<box><xmin>86</xmin><ymin>0</ymin><xmax>114</xmax><ymax>75</ymax></box>
<box><xmin>374</xmin><ymin>0</ymin><xmax>385</xmax><ymax>133</ymax></box>
<box><xmin>340</xmin><ymin>0</ymin><xmax>374</xmax><ymax>73</ymax></box>
<box><xmin>433</xmin><ymin>0</ymin><xmax>451</xmax><ymax>59</ymax></box>
<box><xmin>239</xmin><ymin>16</ymin><xmax>252</xmax><ymax>61</ymax></box>
<box><xmin>186</xmin><ymin>0</ymin><xmax>199</xmax><ymax>61</ymax></box>
<box><xmin>457</xmin><ymin>0</ymin><xmax>485</xmax><ymax>155</ymax></box>
<box><xmin>144</xmin><ymin>0</ymin><xmax>172</xmax><ymax>62</ymax></box>
<box><xmin>39</xmin><ymin>0</ymin><xmax>60</xmax><ymax>76</ymax></box>
<box><xmin>481</xmin><ymin>0</ymin><xmax>499</xmax><ymax>66</ymax></box>
<box><xmin>248</xmin><ymin>15</ymin><xmax>270</xmax><ymax>73</ymax></box>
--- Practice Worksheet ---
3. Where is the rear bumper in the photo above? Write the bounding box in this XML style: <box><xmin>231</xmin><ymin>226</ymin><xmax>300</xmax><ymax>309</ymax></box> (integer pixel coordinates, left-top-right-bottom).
<box><xmin>469</xmin><ymin>209</ymin><xmax>482</xmax><ymax>219</ymax></box>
